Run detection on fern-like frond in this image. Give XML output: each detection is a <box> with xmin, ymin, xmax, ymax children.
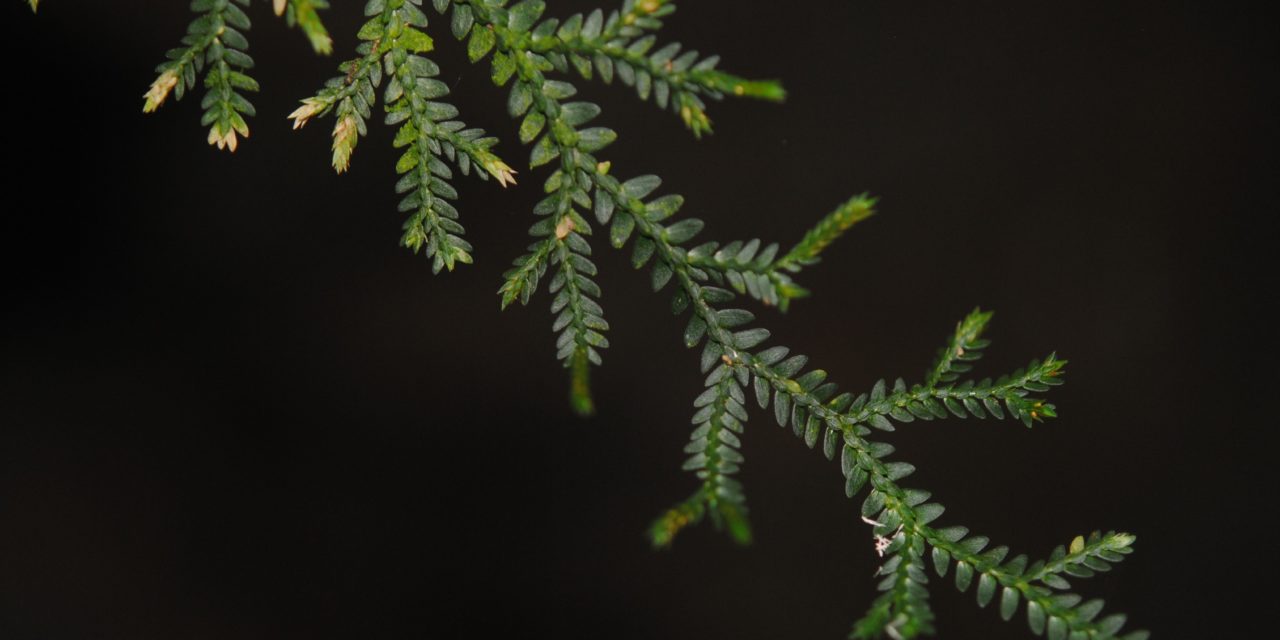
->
<box><xmin>777</xmin><ymin>193</ymin><xmax>878</xmax><ymax>270</ymax></box>
<box><xmin>390</xmin><ymin>11</ymin><xmax>515</xmax><ymax>271</ymax></box>
<box><xmin>650</xmin><ymin>355</ymin><xmax>753</xmax><ymax>547</ymax></box>
<box><xmin>748</xmin><ymin>329</ymin><xmax>1140</xmax><ymax>638</ymax></box>
<box><xmin>291</xmin><ymin>1</ymin><xmax>513</xmax><ymax>271</ymax></box>
<box><xmin>143</xmin><ymin>0</ymin><xmax>258</xmax><ymax>152</ymax></box>
<box><xmin>925</xmin><ymin>307</ymin><xmax>993</xmax><ymax>388</ymax></box>
<box><xmin>684</xmin><ymin>195</ymin><xmax>877</xmax><ymax>311</ymax></box>
<box><xmin>844</xmin><ymin>353</ymin><xmax>1064</xmax><ymax>432</ymax></box>
<box><xmin>387</xmin><ymin>48</ymin><xmax>475</xmax><ymax>272</ymax></box>
<box><xmin>53</xmin><ymin>0</ymin><xmax>1153</xmax><ymax>636</ymax></box>
<box><xmin>532</xmin><ymin>0</ymin><xmax>785</xmax><ymax>137</ymax></box>
<box><xmin>748</xmin><ymin>346</ymin><xmax>1141</xmax><ymax>638</ymax></box>
<box><xmin>128</xmin><ymin>1</ymin><xmax>1153</xmax><ymax>635</ymax></box>
<box><xmin>1024</xmin><ymin>531</ymin><xmax>1138</xmax><ymax>591</ymax></box>
<box><xmin>582</xmin><ymin>162</ymin><xmax>1139</xmax><ymax>636</ymax></box>
<box><xmin>289</xmin><ymin>2</ymin><xmax>403</xmax><ymax>171</ymax></box>
<box><xmin>449</xmin><ymin>0</ymin><xmax>612</xmax><ymax>412</ymax></box>
<box><xmin>436</xmin><ymin>3</ymin><xmax>1140</xmax><ymax>634</ymax></box>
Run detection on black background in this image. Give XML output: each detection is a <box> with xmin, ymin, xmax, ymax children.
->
<box><xmin>1</xmin><ymin>1</ymin><xmax>1272</xmax><ymax>638</ymax></box>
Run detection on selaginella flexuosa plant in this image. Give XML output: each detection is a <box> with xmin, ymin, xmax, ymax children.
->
<box><xmin>23</xmin><ymin>1</ymin><xmax>1146</xmax><ymax>637</ymax></box>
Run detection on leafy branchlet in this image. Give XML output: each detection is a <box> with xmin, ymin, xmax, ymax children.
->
<box><xmin>46</xmin><ymin>0</ymin><xmax>1146</xmax><ymax>636</ymax></box>
<box><xmin>926</xmin><ymin>307</ymin><xmax>993</xmax><ymax>388</ymax></box>
<box><xmin>527</xmin><ymin>0</ymin><xmax>785</xmax><ymax>136</ymax></box>
<box><xmin>778</xmin><ymin>193</ymin><xmax>877</xmax><ymax>269</ymax></box>
<box><xmin>139</xmin><ymin>0</ymin><xmax>334</xmax><ymax>151</ymax></box>
<box><xmin>141</xmin><ymin>0</ymin><xmax>258</xmax><ymax>152</ymax></box>
<box><xmin>287</xmin><ymin>0</ymin><xmax>516</xmax><ymax>273</ymax></box>
<box><xmin>685</xmin><ymin>194</ymin><xmax>876</xmax><ymax>311</ymax></box>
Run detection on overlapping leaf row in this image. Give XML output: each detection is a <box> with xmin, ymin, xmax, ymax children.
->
<box><xmin>682</xmin><ymin>195</ymin><xmax>876</xmax><ymax>311</ymax></box>
<box><xmin>703</xmin><ymin>302</ymin><xmax>1136</xmax><ymax>639</ymax></box>
<box><xmin>646</xmin><ymin>216</ymin><xmax>1136</xmax><ymax>639</ymax></box>
<box><xmin>854</xmin><ymin>537</ymin><xmax>936</xmax><ymax>639</ymax></box>
<box><xmin>448</xmin><ymin>0</ymin><xmax>783</xmax><ymax>138</ymax></box>
<box><xmin>590</xmin><ymin>169</ymin><xmax>761</xmax><ymax>541</ymax></box>
<box><xmin>288</xmin><ymin>0</ymin><xmax>513</xmax><ymax>273</ymax></box>
<box><xmin>143</xmin><ymin>0</ymin><xmax>258</xmax><ymax>152</ymax></box>
<box><xmin>453</xmin><ymin>0</ymin><xmax>784</xmax><ymax>413</ymax></box>
<box><xmin>291</xmin><ymin>1</ymin><xmax>420</xmax><ymax>171</ymax></box>
<box><xmin>684</xmin><ymin>239</ymin><xmax>808</xmax><ymax>310</ymax></box>
<box><xmin>455</xmin><ymin>0</ymin><xmax>613</xmax><ymax>414</ymax></box>
<box><xmin>925</xmin><ymin>308</ymin><xmax>994</xmax><ymax>388</ymax></box>
<box><xmin>681</xmin><ymin>271</ymin><xmax>1138</xmax><ymax>639</ymax></box>
<box><xmin>650</xmin><ymin>359</ymin><xmax>752</xmax><ymax>547</ymax></box>
<box><xmin>140</xmin><ymin>0</ymin><xmax>337</xmax><ymax>149</ymax></box>
<box><xmin>387</xmin><ymin>42</ymin><xmax>476</xmax><ymax>273</ymax></box>
<box><xmin>529</xmin><ymin>0</ymin><xmax>784</xmax><ymax>137</ymax></box>
<box><xmin>440</xmin><ymin>1</ymin><xmax>1144</xmax><ymax>637</ymax></box>
<box><xmin>49</xmin><ymin>0</ymin><xmax>1147</xmax><ymax>636</ymax></box>
<box><xmin>444</xmin><ymin>0</ymin><xmax>771</xmax><ymax>483</ymax></box>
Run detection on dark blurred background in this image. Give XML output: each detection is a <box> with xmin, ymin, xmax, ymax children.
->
<box><xmin>1</xmin><ymin>1</ymin><xmax>1272</xmax><ymax>638</ymax></box>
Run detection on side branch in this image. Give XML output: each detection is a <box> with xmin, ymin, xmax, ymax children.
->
<box><xmin>590</xmin><ymin>171</ymin><xmax>1138</xmax><ymax>637</ymax></box>
<box><xmin>684</xmin><ymin>194</ymin><xmax>877</xmax><ymax>310</ymax></box>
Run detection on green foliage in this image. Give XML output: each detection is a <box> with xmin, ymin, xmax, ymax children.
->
<box><xmin>141</xmin><ymin>0</ymin><xmax>258</xmax><ymax>152</ymax></box>
<box><xmin>33</xmin><ymin>0</ymin><xmax>1147</xmax><ymax>637</ymax></box>
<box><xmin>277</xmin><ymin>0</ymin><xmax>333</xmax><ymax>54</ymax></box>
<box><xmin>684</xmin><ymin>194</ymin><xmax>876</xmax><ymax>312</ymax></box>
<box><xmin>287</xmin><ymin>0</ymin><xmax>516</xmax><ymax>273</ymax></box>
<box><xmin>779</xmin><ymin>193</ymin><xmax>877</xmax><ymax>269</ymax></box>
<box><xmin>853</xmin><ymin>536</ymin><xmax>936</xmax><ymax>639</ymax></box>
<box><xmin>926</xmin><ymin>307</ymin><xmax>993</xmax><ymax>388</ymax></box>
<box><xmin>139</xmin><ymin>0</ymin><xmax>335</xmax><ymax>151</ymax></box>
<box><xmin>650</xmin><ymin>353</ymin><xmax>754</xmax><ymax>547</ymax></box>
<box><xmin>518</xmin><ymin>0</ymin><xmax>785</xmax><ymax>137</ymax></box>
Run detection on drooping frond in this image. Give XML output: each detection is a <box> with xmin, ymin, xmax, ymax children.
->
<box><xmin>777</xmin><ymin>193</ymin><xmax>878</xmax><ymax>269</ymax></box>
<box><xmin>449</xmin><ymin>0</ymin><xmax>614</xmax><ymax>413</ymax></box>
<box><xmin>448</xmin><ymin>0</ymin><xmax>782</xmax><ymax>137</ymax></box>
<box><xmin>289</xmin><ymin>1</ymin><xmax>407</xmax><ymax>172</ymax></box>
<box><xmin>684</xmin><ymin>239</ymin><xmax>805</xmax><ymax>310</ymax></box>
<box><xmin>106</xmin><ymin>1</ymin><xmax>1150</xmax><ymax>636</ymax></box>
<box><xmin>650</xmin><ymin>352</ymin><xmax>753</xmax><ymax>548</ymax></box>
<box><xmin>925</xmin><ymin>526</ymin><xmax>1144</xmax><ymax>640</ymax></box>
<box><xmin>585</xmin><ymin>162</ymin><xmax>1138</xmax><ymax>636</ymax></box>
<box><xmin>536</xmin><ymin>0</ymin><xmax>784</xmax><ymax>137</ymax></box>
<box><xmin>925</xmin><ymin>307</ymin><xmax>993</xmax><ymax>388</ymax></box>
<box><xmin>290</xmin><ymin>0</ymin><xmax>513</xmax><ymax>272</ymax></box>
<box><xmin>143</xmin><ymin>0</ymin><xmax>258</xmax><ymax>152</ymax></box>
<box><xmin>1024</xmin><ymin>531</ymin><xmax>1138</xmax><ymax>591</ymax></box>
<box><xmin>852</xmin><ymin>533</ymin><xmax>936</xmax><ymax>639</ymax></box>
